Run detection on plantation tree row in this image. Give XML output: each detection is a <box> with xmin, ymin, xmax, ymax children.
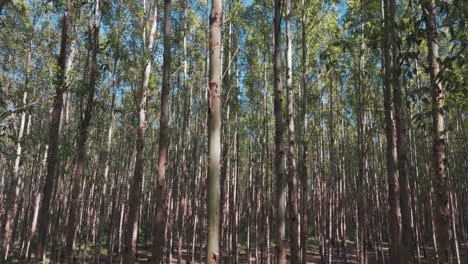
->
<box><xmin>0</xmin><ymin>0</ymin><xmax>466</xmax><ymax>264</ymax></box>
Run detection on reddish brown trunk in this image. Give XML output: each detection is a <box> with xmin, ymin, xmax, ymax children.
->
<box><xmin>35</xmin><ymin>2</ymin><xmax>73</xmax><ymax>260</ymax></box>
<box><xmin>152</xmin><ymin>0</ymin><xmax>171</xmax><ymax>263</ymax></box>
<box><xmin>382</xmin><ymin>0</ymin><xmax>402</xmax><ymax>262</ymax></box>
<box><xmin>422</xmin><ymin>0</ymin><xmax>451</xmax><ymax>263</ymax></box>
<box><xmin>64</xmin><ymin>1</ymin><xmax>100</xmax><ymax>262</ymax></box>
<box><xmin>124</xmin><ymin>2</ymin><xmax>158</xmax><ymax>263</ymax></box>
<box><xmin>1</xmin><ymin>39</ymin><xmax>31</xmax><ymax>258</ymax></box>
<box><xmin>389</xmin><ymin>0</ymin><xmax>413</xmax><ymax>260</ymax></box>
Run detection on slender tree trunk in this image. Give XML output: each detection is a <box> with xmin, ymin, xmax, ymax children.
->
<box><xmin>64</xmin><ymin>1</ymin><xmax>100</xmax><ymax>262</ymax></box>
<box><xmin>176</xmin><ymin>3</ymin><xmax>189</xmax><ymax>263</ymax></box>
<box><xmin>300</xmin><ymin>3</ymin><xmax>309</xmax><ymax>263</ymax></box>
<box><xmin>1</xmin><ymin>91</ymin><xmax>27</xmax><ymax>261</ymax></box>
<box><xmin>95</xmin><ymin>57</ymin><xmax>118</xmax><ymax>263</ymax></box>
<box><xmin>206</xmin><ymin>0</ymin><xmax>223</xmax><ymax>262</ymax></box>
<box><xmin>389</xmin><ymin>0</ymin><xmax>413</xmax><ymax>260</ymax></box>
<box><xmin>124</xmin><ymin>2</ymin><xmax>158</xmax><ymax>263</ymax></box>
<box><xmin>356</xmin><ymin>3</ymin><xmax>368</xmax><ymax>263</ymax></box>
<box><xmin>220</xmin><ymin>11</ymin><xmax>233</xmax><ymax>262</ymax></box>
<box><xmin>382</xmin><ymin>0</ymin><xmax>402</xmax><ymax>262</ymax></box>
<box><xmin>35</xmin><ymin>2</ymin><xmax>74</xmax><ymax>260</ymax></box>
<box><xmin>1</xmin><ymin>41</ymin><xmax>31</xmax><ymax>259</ymax></box>
<box><xmin>340</xmin><ymin>118</ymin><xmax>348</xmax><ymax>264</ymax></box>
<box><xmin>261</xmin><ymin>56</ymin><xmax>270</xmax><ymax>264</ymax></box>
<box><xmin>285</xmin><ymin>0</ymin><xmax>300</xmax><ymax>262</ymax></box>
<box><xmin>247</xmin><ymin>150</ymin><xmax>252</xmax><ymax>263</ymax></box>
<box><xmin>152</xmin><ymin>0</ymin><xmax>172</xmax><ymax>262</ymax></box>
<box><xmin>422</xmin><ymin>0</ymin><xmax>451</xmax><ymax>263</ymax></box>
<box><xmin>231</xmin><ymin>111</ymin><xmax>240</xmax><ymax>264</ymax></box>
<box><xmin>273</xmin><ymin>0</ymin><xmax>287</xmax><ymax>263</ymax></box>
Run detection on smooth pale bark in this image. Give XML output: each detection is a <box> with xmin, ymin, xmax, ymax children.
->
<box><xmin>152</xmin><ymin>0</ymin><xmax>171</xmax><ymax>262</ymax></box>
<box><xmin>273</xmin><ymin>0</ymin><xmax>286</xmax><ymax>263</ymax></box>
<box><xmin>422</xmin><ymin>0</ymin><xmax>451</xmax><ymax>263</ymax></box>
<box><xmin>35</xmin><ymin>2</ymin><xmax>74</xmax><ymax>260</ymax></box>
<box><xmin>285</xmin><ymin>0</ymin><xmax>300</xmax><ymax>262</ymax></box>
<box><xmin>206</xmin><ymin>0</ymin><xmax>222</xmax><ymax>262</ymax></box>
<box><xmin>124</xmin><ymin>2</ymin><xmax>158</xmax><ymax>263</ymax></box>
<box><xmin>64</xmin><ymin>1</ymin><xmax>100</xmax><ymax>262</ymax></box>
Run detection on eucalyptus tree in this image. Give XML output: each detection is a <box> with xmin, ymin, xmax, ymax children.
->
<box><xmin>0</xmin><ymin>3</ymin><xmax>34</xmax><ymax>260</ymax></box>
<box><xmin>299</xmin><ymin>1</ymin><xmax>309</xmax><ymax>263</ymax></box>
<box><xmin>285</xmin><ymin>0</ymin><xmax>300</xmax><ymax>262</ymax></box>
<box><xmin>0</xmin><ymin>0</ymin><xmax>467</xmax><ymax>263</ymax></box>
<box><xmin>152</xmin><ymin>0</ymin><xmax>172</xmax><ymax>263</ymax></box>
<box><xmin>34</xmin><ymin>1</ymin><xmax>76</xmax><ymax>261</ymax></box>
<box><xmin>272</xmin><ymin>0</ymin><xmax>287</xmax><ymax>263</ymax></box>
<box><xmin>206</xmin><ymin>0</ymin><xmax>223</xmax><ymax>262</ymax></box>
<box><xmin>382</xmin><ymin>0</ymin><xmax>402</xmax><ymax>262</ymax></box>
<box><xmin>422</xmin><ymin>0</ymin><xmax>451</xmax><ymax>263</ymax></box>
<box><xmin>64</xmin><ymin>0</ymin><xmax>101</xmax><ymax>262</ymax></box>
<box><xmin>389</xmin><ymin>0</ymin><xmax>413</xmax><ymax>260</ymax></box>
<box><xmin>124</xmin><ymin>0</ymin><xmax>158</xmax><ymax>263</ymax></box>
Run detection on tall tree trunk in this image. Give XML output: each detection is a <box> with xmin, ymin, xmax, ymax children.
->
<box><xmin>357</xmin><ymin>16</ymin><xmax>368</xmax><ymax>264</ymax></box>
<box><xmin>220</xmin><ymin>10</ymin><xmax>233</xmax><ymax>262</ymax></box>
<box><xmin>64</xmin><ymin>1</ymin><xmax>100</xmax><ymax>262</ymax></box>
<box><xmin>328</xmin><ymin>72</ymin><xmax>336</xmax><ymax>264</ymax></box>
<box><xmin>285</xmin><ymin>0</ymin><xmax>300</xmax><ymax>262</ymax></box>
<box><xmin>422</xmin><ymin>0</ymin><xmax>451</xmax><ymax>263</ymax></box>
<box><xmin>273</xmin><ymin>0</ymin><xmax>287</xmax><ymax>263</ymax></box>
<box><xmin>152</xmin><ymin>0</ymin><xmax>172</xmax><ymax>262</ymax></box>
<box><xmin>124</xmin><ymin>2</ymin><xmax>158</xmax><ymax>263</ymax></box>
<box><xmin>176</xmin><ymin>2</ymin><xmax>189</xmax><ymax>263</ymax></box>
<box><xmin>1</xmin><ymin>43</ymin><xmax>31</xmax><ymax>260</ymax></box>
<box><xmin>1</xmin><ymin>91</ymin><xmax>27</xmax><ymax>261</ymax></box>
<box><xmin>35</xmin><ymin>2</ymin><xmax>74</xmax><ymax>260</ymax></box>
<box><xmin>382</xmin><ymin>0</ymin><xmax>402</xmax><ymax>262</ymax></box>
<box><xmin>300</xmin><ymin>3</ymin><xmax>309</xmax><ymax>264</ymax></box>
<box><xmin>94</xmin><ymin>56</ymin><xmax>118</xmax><ymax>263</ymax></box>
<box><xmin>389</xmin><ymin>0</ymin><xmax>413</xmax><ymax>260</ymax></box>
<box><xmin>206</xmin><ymin>0</ymin><xmax>223</xmax><ymax>263</ymax></box>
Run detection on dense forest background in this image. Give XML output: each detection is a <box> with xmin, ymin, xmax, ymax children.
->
<box><xmin>0</xmin><ymin>0</ymin><xmax>466</xmax><ymax>263</ymax></box>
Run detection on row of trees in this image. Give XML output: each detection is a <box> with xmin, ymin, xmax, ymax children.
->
<box><xmin>0</xmin><ymin>0</ymin><xmax>466</xmax><ymax>264</ymax></box>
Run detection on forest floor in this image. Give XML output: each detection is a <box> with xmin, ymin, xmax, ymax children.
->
<box><xmin>6</xmin><ymin>243</ymin><xmax>467</xmax><ymax>263</ymax></box>
<box><xmin>127</xmin><ymin>242</ymin><xmax>468</xmax><ymax>264</ymax></box>
<box><xmin>130</xmin><ymin>242</ymin><xmax>468</xmax><ymax>264</ymax></box>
